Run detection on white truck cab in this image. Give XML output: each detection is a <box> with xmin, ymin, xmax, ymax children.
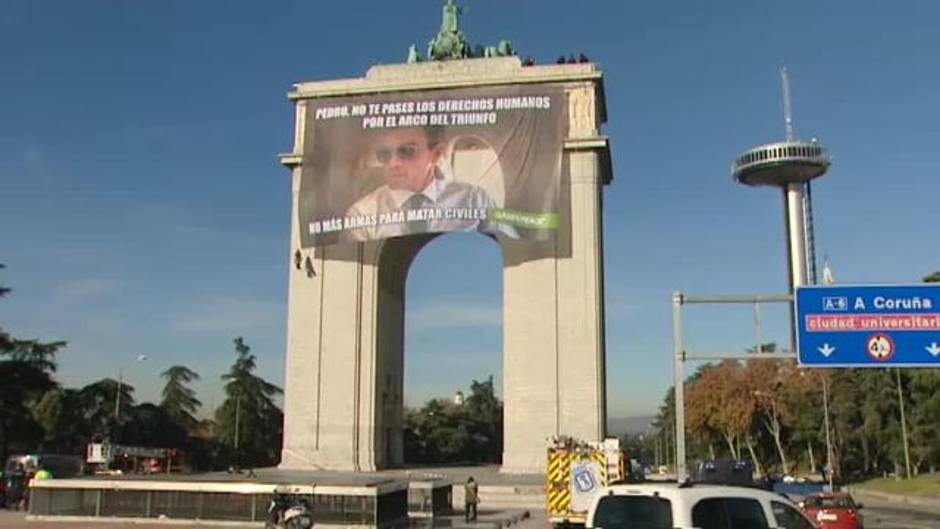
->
<box><xmin>585</xmin><ymin>483</ymin><xmax>817</xmax><ymax>529</ymax></box>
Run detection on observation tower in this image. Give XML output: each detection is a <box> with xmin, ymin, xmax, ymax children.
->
<box><xmin>732</xmin><ymin>69</ymin><xmax>831</xmax><ymax>296</ymax></box>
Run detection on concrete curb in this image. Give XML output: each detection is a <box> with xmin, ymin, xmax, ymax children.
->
<box><xmin>847</xmin><ymin>486</ymin><xmax>940</xmax><ymax>516</ymax></box>
<box><xmin>443</xmin><ymin>509</ymin><xmax>532</xmax><ymax>529</ymax></box>
<box><xmin>452</xmin><ymin>485</ymin><xmax>546</xmax><ymax>509</ymax></box>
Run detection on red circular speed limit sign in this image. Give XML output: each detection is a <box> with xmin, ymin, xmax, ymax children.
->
<box><xmin>866</xmin><ymin>334</ymin><xmax>895</xmax><ymax>362</ymax></box>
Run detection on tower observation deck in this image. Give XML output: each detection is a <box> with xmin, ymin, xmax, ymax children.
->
<box><xmin>733</xmin><ymin>140</ymin><xmax>829</xmax><ymax>187</ymax></box>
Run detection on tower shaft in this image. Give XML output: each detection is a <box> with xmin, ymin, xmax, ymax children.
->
<box><xmin>783</xmin><ymin>182</ymin><xmax>808</xmax><ymax>350</ymax></box>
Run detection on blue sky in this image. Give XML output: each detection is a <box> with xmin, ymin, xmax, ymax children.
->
<box><xmin>2</xmin><ymin>1</ymin><xmax>938</xmax><ymax>419</ymax></box>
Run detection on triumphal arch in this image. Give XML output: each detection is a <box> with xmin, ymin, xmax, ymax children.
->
<box><xmin>277</xmin><ymin>7</ymin><xmax>612</xmax><ymax>473</ymax></box>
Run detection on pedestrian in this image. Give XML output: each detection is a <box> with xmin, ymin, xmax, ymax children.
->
<box><xmin>33</xmin><ymin>467</ymin><xmax>52</xmax><ymax>481</ymax></box>
<box><xmin>20</xmin><ymin>466</ymin><xmax>36</xmax><ymax>511</ymax></box>
<box><xmin>464</xmin><ymin>476</ymin><xmax>479</xmax><ymax>523</ymax></box>
<box><xmin>5</xmin><ymin>463</ymin><xmax>25</xmax><ymax>511</ymax></box>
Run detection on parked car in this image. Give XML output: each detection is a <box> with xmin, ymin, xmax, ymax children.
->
<box><xmin>800</xmin><ymin>492</ymin><xmax>863</xmax><ymax>529</ymax></box>
<box><xmin>5</xmin><ymin>454</ymin><xmax>85</xmax><ymax>479</ymax></box>
<box><xmin>586</xmin><ymin>482</ymin><xmax>819</xmax><ymax>529</ymax></box>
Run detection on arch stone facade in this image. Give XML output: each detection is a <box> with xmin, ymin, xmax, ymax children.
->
<box><xmin>278</xmin><ymin>58</ymin><xmax>612</xmax><ymax>473</ymax></box>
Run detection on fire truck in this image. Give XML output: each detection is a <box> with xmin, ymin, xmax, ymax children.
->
<box><xmin>86</xmin><ymin>443</ymin><xmax>186</xmax><ymax>475</ymax></box>
<box><xmin>546</xmin><ymin>437</ymin><xmax>630</xmax><ymax>527</ymax></box>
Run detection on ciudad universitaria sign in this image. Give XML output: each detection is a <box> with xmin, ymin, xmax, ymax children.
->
<box><xmin>796</xmin><ymin>284</ymin><xmax>940</xmax><ymax>367</ymax></box>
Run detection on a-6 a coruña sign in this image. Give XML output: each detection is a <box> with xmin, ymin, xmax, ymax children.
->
<box><xmin>796</xmin><ymin>284</ymin><xmax>940</xmax><ymax>367</ymax></box>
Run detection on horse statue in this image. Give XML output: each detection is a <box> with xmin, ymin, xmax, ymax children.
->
<box><xmin>427</xmin><ymin>0</ymin><xmax>470</xmax><ymax>60</ymax></box>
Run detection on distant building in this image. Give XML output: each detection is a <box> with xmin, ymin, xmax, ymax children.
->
<box><xmin>453</xmin><ymin>391</ymin><xmax>465</xmax><ymax>406</ymax></box>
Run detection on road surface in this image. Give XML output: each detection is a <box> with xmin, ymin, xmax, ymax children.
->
<box><xmin>858</xmin><ymin>503</ymin><xmax>940</xmax><ymax>529</ymax></box>
<box><xmin>2</xmin><ymin>504</ymin><xmax>938</xmax><ymax>528</ymax></box>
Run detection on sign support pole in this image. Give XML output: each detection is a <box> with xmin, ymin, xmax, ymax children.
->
<box><xmin>670</xmin><ymin>292</ymin><xmax>795</xmax><ymax>483</ymax></box>
<box><xmin>895</xmin><ymin>368</ymin><xmax>913</xmax><ymax>479</ymax></box>
<box><xmin>672</xmin><ymin>291</ymin><xmax>687</xmax><ymax>481</ymax></box>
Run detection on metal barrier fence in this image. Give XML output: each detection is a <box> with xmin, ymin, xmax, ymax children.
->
<box><xmin>28</xmin><ymin>479</ymin><xmax>411</xmax><ymax>527</ymax></box>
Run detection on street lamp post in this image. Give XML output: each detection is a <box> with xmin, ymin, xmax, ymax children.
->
<box><xmin>231</xmin><ymin>393</ymin><xmax>245</xmax><ymax>472</ymax></box>
<box><xmin>114</xmin><ymin>354</ymin><xmax>147</xmax><ymax>422</ymax></box>
<box><xmin>114</xmin><ymin>367</ymin><xmax>124</xmax><ymax>420</ymax></box>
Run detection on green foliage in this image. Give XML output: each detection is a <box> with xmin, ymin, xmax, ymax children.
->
<box><xmin>5</xmin><ymin>339</ymin><xmax>67</xmax><ymax>373</ymax></box>
<box><xmin>924</xmin><ymin>271</ymin><xmax>940</xmax><ymax>283</ymax></box>
<box><xmin>1</xmin><ymin>268</ymin><xmax>243</xmax><ymax>472</ymax></box>
<box><xmin>121</xmin><ymin>403</ymin><xmax>187</xmax><ymax>448</ymax></box>
<box><xmin>856</xmin><ymin>472</ymin><xmax>940</xmax><ymax>497</ymax></box>
<box><xmin>160</xmin><ymin>365</ymin><xmax>202</xmax><ymax>431</ymax></box>
<box><xmin>906</xmin><ymin>370</ymin><xmax>940</xmax><ymax>472</ymax></box>
<box><xmin>215</xmin><ymin>337</ymin><xmax>283</xmax><ymax>468</ymax></box>
<box><xmin>184</xmin><ymin>433</ymin><xmax>228</xmax><ymax>472</ymax></box>
<box><xmin>0</xmin><ymin>361</ymin><xmax>55</xmax><ymax>459</ymax></box>
<box><xmin>404</xmin><ymin>376</ymin><xmax>503</xmax><ymax>464</ymax></box>
<box><xmin>0</xmin><ymin>266</ymin><xmax>66</xmax><ymax>462</ymax></box>
<box><xmin>33</xmin><ymin>388</ymin><xmax>88</xmax><ymax>454</ymax></box>
<box><xmin>85</xmin><ymin>378</ymin><xmax>136</xmax><ymax>438</ymax></box>
<box><xmin>656</xmin><ymin>358</ymin><xmax>940</xmax><ymax>481</ymax></box>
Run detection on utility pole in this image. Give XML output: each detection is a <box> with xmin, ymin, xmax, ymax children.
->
<box><xmin>114</xmin><ymin>367</ymin><xmax>123</xmax><ymax>420</ymax></box>
<box><xmin>895</xmin><ymin>368</ymin><xmax>913</xmax><ymax>479</ymax></box>
<box><xmin>234</xmin><ymin>395</ymin><xmax>242</xmax><ymax>470</ymax></box>
<box><xmin>665</xmin><ymin>424</ymin><xmax>672</xmax><ymax>473</ymax></box>
<box><xmin>822</xmin><ymin>373</ymin><xmax>834</xmax><ymax>490</ymax></box>
<box><xmin>654</xmin><ymin>433</ymin><xmax>660</xmax><ymax>468</ymax></box>
<box><xmin>671</xmin><ymin>292</ymin><xmax>796</xmax><ymax>482</ymax></box>
<box><xmin>114</xmin><ymin>355</ymin><xmax>146</xmax><ymax>421</ymax></box>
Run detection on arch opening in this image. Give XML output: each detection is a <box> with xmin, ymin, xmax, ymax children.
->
<box><xmin>375</xmin><ymin>232</ymin><xmax>504</xmax><ymax>468</ymax></box>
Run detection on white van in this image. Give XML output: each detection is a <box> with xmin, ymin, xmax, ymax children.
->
<box><xmin>585</xmin><ymin>483</ymin><xmax>818</xmax><ymax>529</ymax></box>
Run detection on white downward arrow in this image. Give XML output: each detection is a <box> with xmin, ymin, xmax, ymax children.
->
<box><xmin>927</xmin><ymin>343</ymin><xmax>940</xmax><ymax>357</ymax></box>
<box><xmin>818</xmin><ymin>343</ymin><xmax>836</xmax><ymax>357</ymax></box>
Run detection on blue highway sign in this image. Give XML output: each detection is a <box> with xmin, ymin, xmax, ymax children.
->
<box><xmin>796</xmin><ymin>284</ymin><xmax>940</xmax><ymax>367</ymax></box>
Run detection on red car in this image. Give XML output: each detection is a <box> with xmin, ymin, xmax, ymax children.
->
<box><xmin>800</xmin><ymin>492</ymin><xmax>863</xmax><ymax>529</ymax></box>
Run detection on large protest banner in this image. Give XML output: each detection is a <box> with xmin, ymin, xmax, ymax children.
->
<box><xmin>298</xmin><ymin>84</ymin><xmax>566</xmax><ymax>247</ymax></box>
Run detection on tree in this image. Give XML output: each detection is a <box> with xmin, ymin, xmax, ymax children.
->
<box><xmin>907</xmin><ymin>370</ymin><xmax>940</xmax><ymax>472</ymax></box>
<box><xmin>0</xmin><ymin>361</ymin><xmax>54</xmax><ymax>461</ymax></box>
<box><xmin>685</xmin><ymin>361</ymin><xmax>763</xmax><ymax>472</ymax></box>
<box><xmin>864</xmin><ymin>370</ymin><xmax>902</xmax><ymax>474</ymax></box>
<box><xmin>422</xmin><ymin>400</ymin><xmax>472</xmax><ymax>462</ymax></box>
<box><xmin>215</xmin><ymin>337</ymin><xmax>283</xmax><ymax>468</ymax></box>
<box><xmin>463</xmin><ymin>376</ymin><xmax>503</xmax><ymax>462</ymax></box>
<box><xmin>0</xmin><ymin>266</ymin><xmax>66</xmax><ymax>462</ymax></box>
<box><xmin>160</xmin><ymin>366</ymin><xmax>202</xmax><ymax>432</ymax></box>
<box><xmin>786</xmin><ymin>369</ymin><xmax>829</xmax><ymax>475</ymax></box>
<box><xmin>79</xmin><ymin>378</ymin><xmax>136</xmax><ymax>442</ymax></box>
<box><xmin>121</xmin><ymin>403</ymin><xmax>187</xmax><ymax>448</ymax></box>
<box><xmin>33</xmin><ymin>388</ymin><xmax>88</xmax><ymax>454</ymax></box>
<box><xmin>745</xmin><ymin>359</ymin><xmax>802</xmax><ymax>475</ymax></box>
<box><xmin>686</xmin><ymin>362</ymin><xmax>735</xmax><ymax>458</ymax></box>
<box><xmin>0</xmin><ymin>264</ymin><xmax>13</xmax><ymax>353</ymax></box>
<box><xmin>911</xmin><ymin>272</ymin><xmax>939</xmax><ymax>468</ymax></box>
<box><xmin>403</xmin><ymin>376</ymin><xmax>504</xmax><ymax>465</ymax></box>
<box><xmin>1</xmin><ymin>268</ymin><xmax>66</xmax><ymax>371</ymax></box>
<box><xmin>652</xmin><ymin>387</ymin><xmax>676</xmax><ymax>470</ymax></box>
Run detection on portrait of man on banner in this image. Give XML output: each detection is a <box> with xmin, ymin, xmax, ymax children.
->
<box><xmin>343</xmin><ymin>125</ymin><xmax>517</xmax><ymax>241</ymax></box>
<box><xmin>298</xmin><ymin>84</ymin><xmax>565</xmax><ymax>247</ymax></box>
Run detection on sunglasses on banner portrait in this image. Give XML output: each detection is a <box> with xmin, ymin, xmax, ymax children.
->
<box><xmin>375</xmin><ymin>143</ymin><xmax>420</xmax><ymax>164</ymax></box>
